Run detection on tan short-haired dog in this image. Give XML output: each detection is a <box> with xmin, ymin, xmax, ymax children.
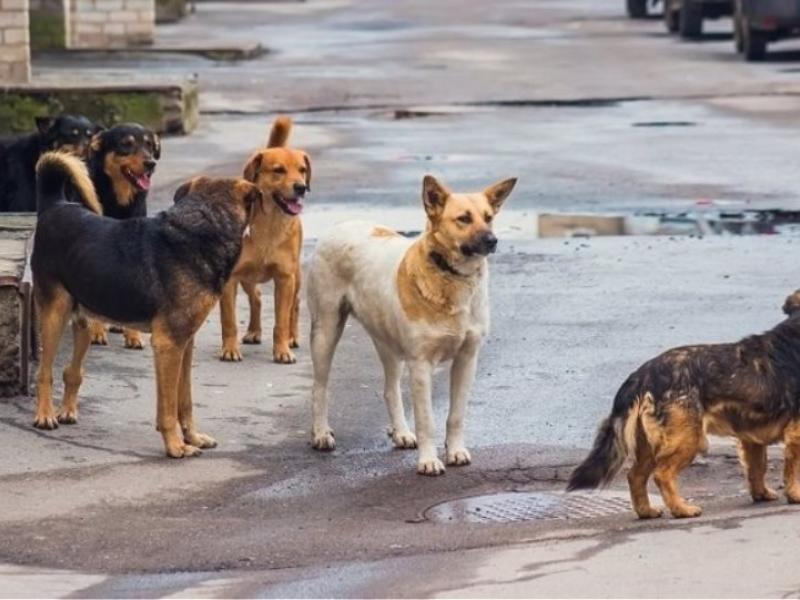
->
<box><xmin>219</xmin><ymin>116</ymin><xmax>310</xmax><ymax>364</ymax></box>
<box><xmin>306</xmin><ymin>175</ymin><xmax>516</xmax><ymax>475</ymax></box>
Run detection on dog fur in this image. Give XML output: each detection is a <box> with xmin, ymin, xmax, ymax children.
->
<box><xmin>84</xmin><ymin>123</ymin><xmax>161</xmax><ymax>350</ymax></box>
<box><xmin>306</xmin><ymin>175</ymin><xmax>516</xmax><ymax>475</ymax></box>
<box><xmin>31</xmin><ymin>152</ymin><xmax>259</xmax><ymax>457</ymax></box>
<box><xmin>0</xmin><ymin>114</ymin><xmax>99</xmax><ymax>212</ymax></box>
<box><xmin>219</xmin><ymin>116</ymin><xmax>310</xmax><ymax>364</ymax></box>
<box><xmin>568</xmin><ymin>290</ymin><xmax>800</xmax><ymax>518</ymax></box>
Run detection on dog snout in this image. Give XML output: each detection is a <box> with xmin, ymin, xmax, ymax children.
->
<box><xmin>144</xmin><ymin>159</ymin><xmax>157</xmax><ymax>173</ymax></box>
<box><xmin>293</xmin><ymin>182</ymin><xmax>307</xmax><ymax>197</ymax></box>
<box><xmin>480</xmin><ymin>231</ymin><xmax>498</xmax><ymax>254</ymax></box>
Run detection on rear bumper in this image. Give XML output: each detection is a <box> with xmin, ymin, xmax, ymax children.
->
<box><xmin>745</xmin><ymin>0</ymin><xmax>800</xmax><ymax>29</ymax></box>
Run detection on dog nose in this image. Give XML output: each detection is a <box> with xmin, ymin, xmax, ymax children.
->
<box><xmin>293</xmin><ymin>183</ymin><xmax>307</xmax><ymax>197</ymax></box>
<box><xmin>482</xmin><ymin>231</ymin><xmax>498</xmax><ymax>253</ymax></box>
<box><xmin>144</xmin><ymin>159</ymin><xmax>157</xmax><ymax>173</ymax></box>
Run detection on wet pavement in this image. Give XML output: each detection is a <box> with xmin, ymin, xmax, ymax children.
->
<box><xmin>6</xmin><ymin>0</ymin><xmax>800</xmax><ymax>596</ymax></box>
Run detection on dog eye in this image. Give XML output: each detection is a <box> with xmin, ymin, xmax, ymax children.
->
<box><xmin>299</xmin><ymin>166</ymin><xmax>307</xmax><ymax>174</ymax></box>
<box><xmin>71</xmin><ymin>129</ymin><xmax>80</xmax><ymax>137</ymax></box>
<box><xmin>456</xmin><ymin>213</ymin><xmax>473</xmax><ymax>225</ymax></box>
<box><xmin>485</xmin><ymin>213</ymin><xmax>493</xmax><ymax>223</ymax></box>
<box><xmin>272</xmin><ymin>166</ymin><xmax>287</xmax><ymax>174</ymax></box>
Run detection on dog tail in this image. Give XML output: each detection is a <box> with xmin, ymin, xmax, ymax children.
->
<box><xmin>36</xmin><ymin>151</ymin><xmax>102</xmax><ymax>216</ymax></box>
<box><xmin>566</xmin><ymin>377</ymin><xmax>640</xmax><ymax>491</ymax></box>
<box><xmin>267</xmin><ymin>115</ymin><xmax>293</xmax><ymax>148</ymax></box>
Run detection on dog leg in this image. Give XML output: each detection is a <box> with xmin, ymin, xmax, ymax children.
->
<box><xmin>289</xmin><ymin>264</ymin><xmax>301</xmax><ymax>349</ymax></box>
<box><xmin>627</xmin><ymin>430</ymin><xmax>662</xmax><ymax>519</ymax></box>
<box><xmin>88</xmin><ymin>318</ymin><xmax>109</xmax><ymax>346</ymax></box>
<box><xmin>33</xmin><ymin>289</ymin><xmax>71</xmax><ymax>429</ymax></box>
<box><xmin>152</xmin><ymin>331</ymin><xmax>199</xmax><ymax>458</ymax></box>
<box><xmin>410</xmin><ymin>360</ymin><xmax>444</xmax><ymax>476</ymax></box>
<box><xmin>783</xmin><ymin>422</ymin><xmax>800</xmax><ymax>503</ymax></box>
<box><xmin>123</xmin><ymin>328</ymin><xmax>145</xmax><ymax>350</ymax></box>
<box><xmin>178</xmin><ymin>336</ymin><xmax>216</xmax><ymax>450</ymax></box>
<box><xmin>446</xmin><ymin>338</ymin><xmax>480</xmax><ymax>466</ymax></box>
<box><xmin>219</xmin><ymin>278</ymin><xmax>243</xmax><ymax>361</ymax></box>
<box><xmin>738</xmin><ymin>440</ymin><xmax>778</xmax><ymax>502</ymax></box>
<box><xmin>310</xmin><ymin>307</ymin><xmax>347</xmax><ymax>451</ymax></box>
<box><xmin>241</xmin><ymin>280</ymin><xmax>262</xmax><ymax>345</ymax></box>
<box><xmin>273</xmin><ymin>272</ymin><xmax>297</xmax><ymax>364</ymax></box>
<box><xmin>375</xmin><ymin>343</ymin><xmax>415</xmax><ymax>449</ymax></box>
<box><xmin>57</xmin><ymin>318</ymin><xmax>91</xmax><ymax>425</ymax></box>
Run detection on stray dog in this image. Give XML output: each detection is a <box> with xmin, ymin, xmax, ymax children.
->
<box><xmin>568</xmin><ymin>291</ymin><xmax>800</xmax><ymax>518</ymax></box>
<box><xmin>307</xmin><ymin>175</ymin><xmax>516</xmax><ymax>475</ymax></box>
<box><xmin>85</xmin><ymin>123</ymin><xmax>161</xmax><ymax>349</ymax></box>
<box><xmin>219</xmin><ymin>116</ymin><xmax>310</xmax><ymax>364</ymax></box>
<box><xmin>0</xmin><ymin>114</ymin><xmax>99</xmax><ymax>212</ymax></box>
<box><xmin>31</xmin><ymin>152</ymin><xmax>260</xmax><ymax>457</ymax></box>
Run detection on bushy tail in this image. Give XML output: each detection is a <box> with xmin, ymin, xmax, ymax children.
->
<box><xmin>567</xmin><ymin>380</ymin><xmax>639</xmax><ymax>491</ymax></box>
<box><xmin>267</xmin><ymin>115</ymin><xmax>292</xmax><ymax>148</ymax></box>
<box><xmin>36</xmin><ymin>151</ymin><xmax>101</xmax><ymax>215</ymax></box>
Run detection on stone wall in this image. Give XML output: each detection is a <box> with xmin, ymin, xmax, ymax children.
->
<box><xmin>0</xmin><ymin>0</ymin><xmax>31</xmax><ymax>84</ymax></box>
<box><xmin>66</xmin><ymin>0</ymin><xmax>155</xmax><ymax>49</ymax></box>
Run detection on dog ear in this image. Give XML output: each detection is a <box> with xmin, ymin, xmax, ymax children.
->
<box><xmin>783</xmin><ymin>290</ymin><xmax>800</xmax><ymax>316</ymax></box>
<box><xmin>484</xmin><ymin>178</ymin><xmax>517</xmax><ymax>213</ymax></box>
<box><xmin>243</xmin><ymin>153</ymin><xmax>262</xmax><ymax>183</ymax></box>
<box><xmin>35</xmin><ymin>116</ymin><xmax>54</xmax><ymax>135</ymax></box>
<box><xmin>152</xmin><ymin>134</ymin><xmax>161</xmax><ymax>160</ymax></box>
<box><xmin>89</xmin><ymin>132</ymin><xmax>104</xmax><ymax>155</ymax></box>
<box><xmin>173</xmin><ymin>179</ymin><xmax>193</xmax><ymax>203</ymax></box>
<box><xmin>422</xmin><ymin>175</ymin><xmax>450</xmax><ymax>220</ymax></box>
<box><xmin>302</xmin><ymin>153</ymin><xmax>312</xmax><ymax>192</ymax></box>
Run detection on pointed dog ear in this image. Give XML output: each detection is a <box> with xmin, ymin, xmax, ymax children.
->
<box><xmin>302</xmin><ymin>152</ymin><xmax>312</xmax><ymax>192</ymax></box>
<box><xmin>35</xmin><ymin>116</ymin><xmax>54</xmax><ymax>135</ymax></box>
<box><xmin>422</xmin><ymin>175</ymin><xmax>450</xmax><ymax>220</ymax></box>
<box><xmin>173</xmin><ymin>179</ymin><xmax>193</xmax><ymax>203</ymax></box>
<box><xmin>243</xmin><ymin>152</ymin><xmax>262</xmax><ymax>183</ymax></box>
<box><xmin>484</xmin><ymin>178</ymin><xmax>517</xmax><ymax>213</ymax></box>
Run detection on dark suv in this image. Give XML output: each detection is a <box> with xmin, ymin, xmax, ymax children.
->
<box><xmin>663</xmin><ymin>0</ymin><xmax>733</xmax><ymax>38</ymax></box>
<box><xmin>734</xmin><ymin>0</ymin><xmax>800</xmax><ymax>60</ymax></box>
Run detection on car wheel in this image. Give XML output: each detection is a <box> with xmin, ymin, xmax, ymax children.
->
<box><xmin>743</xmin><ymin>26</ymin><xmax>768</xmax><ymax>61</ymax></box>
<box><xmin>627</xmin><ymin>0</ymin><xmax>648</xmax><ymax>18</ymax></box>
<box><xmin>664</xmin><ymin>1</ymin><xmax>680</xmax><ymax>32</ymax></box>
<box><xmin>679</xmin><ymin>0</ymin><xmax>703</xmax><ymax>39</ymax></box>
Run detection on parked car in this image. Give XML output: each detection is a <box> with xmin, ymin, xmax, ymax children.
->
<box><xmin>734</xmin><ymin>0</ymin><xmax>800</xmax><ymax>60</ymax></box>
<box><xmin>627</xmin><ymin>0</ymin><xmax>661</xmax><ymax>18</ymax></box>
<box><xmin>663</xmin><ymin>0</ymin><xmax>733</xmax><ymax>38</ymax></box>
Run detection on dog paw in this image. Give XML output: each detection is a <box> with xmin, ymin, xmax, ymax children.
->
<box><xmin>33</xmin><ymin>411</ymin><xmax>58</xmax><ymax>430</ymax></box>
<box><xmin>446</xmin><ymin>447</ymin><xmax>472</xmax><ymax>466</ymax></box>
<box><xmin>165</xmin><ymin>444</ymin><xmax>202</xmax><ymax>458</ymax></box>
<box><xmin>670</xmin><ymin>503</ymin><xmax>702</xmax><ymax>518</ymax></box>
<box><xmin>242</xmin><ymin>331</ymin><xmax>262</xmax><ymax>345</ymax></box>
<box><xmin>56</xmin><ymin>408</ymin><xmax>78</xmax><ymax>425</ymax></box>
<box><xmin>184</xmin><ymin>431</ymin><xmax>217</xmax><ymax>449</ymax></box>
<box><xmin>123</xmin><ymin>334</ymin><xmax>145</xmax><ymax>350</ymax></box>
<box><xmin>220</xmin><ymin>346</ymin><xmax>243</xmax><ymax>362</ymax></box>
<box><xmin>785</xmin><ymin>488</ymin><xmax>800</xmax><ymax>504</ymax></box>
<box><xmin>312</xmin><ymin>428</ymin><xmax>336</xmax><ymax>451</ymax></box>
<box><xmin>752</xmin><ymin>487</ymin><xmax>779</xmax><ymax>502</ymax></box>
<box><xmin>417</xmin><ymin>457</ymin><xmax>446</xmax><ymax>476</ymax></box>
<box><xmin>635</xmin><ymin>507</ymin><xmax>663</xmax><ymax>519</ymax></box>
<box><xmin>390</xmin><ymin>428</ymin><xmax>417</xmax><ymax>449</ymax></box>
<box><xmin>273</xmin><ymin>347</ymin><xmax>296</xmax><ymax>364</ymax></box>
<box><xmin>90</xmin><ymin>331</ymin><xmax>109</xmax><ymax>345</ymax></box>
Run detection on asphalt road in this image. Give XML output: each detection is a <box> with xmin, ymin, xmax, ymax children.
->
<box><xmin>5</xmin><ymin>0</ymin><xmax>800</xmax><ymax>596</ymax></box>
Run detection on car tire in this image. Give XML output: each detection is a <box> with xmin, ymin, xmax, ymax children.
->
<box><xmin>664</xmin><ymin>1</ymin><xmax>680</xmax><ymax>32</ymax></box>
<box><xmin>627</xmin><ymin>0</ymin><xmax>648</xmax><ymax>18</ymax></box>
<box><xmin>743</xmin><ymin>26</ymin><xmax>768</xmax><ymax>61</ymax></box>
<box><xmin>679</xmin><ymin>0</ymin><xmax>703</xmax><ymax>39</ymax></box>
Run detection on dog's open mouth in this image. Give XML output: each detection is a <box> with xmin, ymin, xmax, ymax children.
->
<box><xmin>273</xmin><ymin>193</ymin><xmax>303</xmax><ymax>216</ymax></box>
<box><xmin>122</xmin><ymin>166</ymin><xmax>152</xmax><ymax>192</ymax></box>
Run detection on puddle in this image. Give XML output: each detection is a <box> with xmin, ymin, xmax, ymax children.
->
<box><xmin>425</xmin><ymin>491</ymin><xmax>632</xmax><ymax>524</ymax></box>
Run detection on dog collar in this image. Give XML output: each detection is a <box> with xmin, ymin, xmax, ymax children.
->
<box><xmin>429</xmin><ymin>251</ymin><xmax>467</xmax><ymax>278</ymax></box>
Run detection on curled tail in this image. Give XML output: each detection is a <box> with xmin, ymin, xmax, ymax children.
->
<box><xmin>267</xmin><ymin>115</ymin><xmax>292</xmax><ymax>148</ymax></box>
<box><xmin>36</xmin><ymin>151</ymin><xmax>102</xmax><ymax>215</ymax></box>
<box><xmin>567</xmin><ymin>379</ymin><xmax>640</xmax><ymax>491</ymax></box>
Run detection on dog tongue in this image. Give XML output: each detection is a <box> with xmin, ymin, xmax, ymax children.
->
<box><xmin>285</xmin><ymin>199</ymin><xmax>303</xmax><ymax>215</ymax></box>
<box><xmin>134</xmin><ymin>173</ymin><xmax>151</xmax><ymax>191</ymax></box>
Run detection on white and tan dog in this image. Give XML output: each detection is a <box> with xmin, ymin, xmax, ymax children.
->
<box><xmin>306</xmin><ymin>175</ymin><xmax>516</xmax><ymax>475</ymax></box>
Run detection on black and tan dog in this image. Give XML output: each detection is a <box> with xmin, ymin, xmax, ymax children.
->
<box><xmin>84</xmin><ymin>123</ymin><xmax>161</xmax><ymax>349</ymax></box>
<box><xmin>32</xmin><ymin>152</ymin><xmax>260</xmax><ymax>458</ymax></box>
<box><xmin>0</xmin><ymin>114</ymin><xmax>100</xmax><ymax>212</ymax></box>
<box><xmin>569</xmin><ymin>291</ymin><xmax>800</xmax><ymax>518</ymax></box>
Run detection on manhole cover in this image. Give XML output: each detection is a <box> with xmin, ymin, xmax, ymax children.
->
<box><xmin>425</xmin><ymin>491</ymin><xmax>632</xmax><ymax>524</ymax></box>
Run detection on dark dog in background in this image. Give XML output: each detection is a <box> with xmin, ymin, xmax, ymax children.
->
<box><xmin>31</xmin><ymin>152</ymin><xmax>260</xmax><ymax>457</ymax></box>
<box><xmin>568</xmin><ymin>290</ymin><xmax>800</xmax><ymax>519</ymax></box>
<box><xmin>84</xmin><ymin>123</ymin><xmax>161</xmax><ymax>349</ymax></box>
<box><xmin>0</xmin><ymin>115</ymin><xmax>100</xmax><ymax>212</ymax></box>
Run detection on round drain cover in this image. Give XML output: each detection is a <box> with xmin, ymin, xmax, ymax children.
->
<box><xmin>425</xmin><ymin>491</ymin><xmax>632</xmax><ymax>524</ymax></box>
